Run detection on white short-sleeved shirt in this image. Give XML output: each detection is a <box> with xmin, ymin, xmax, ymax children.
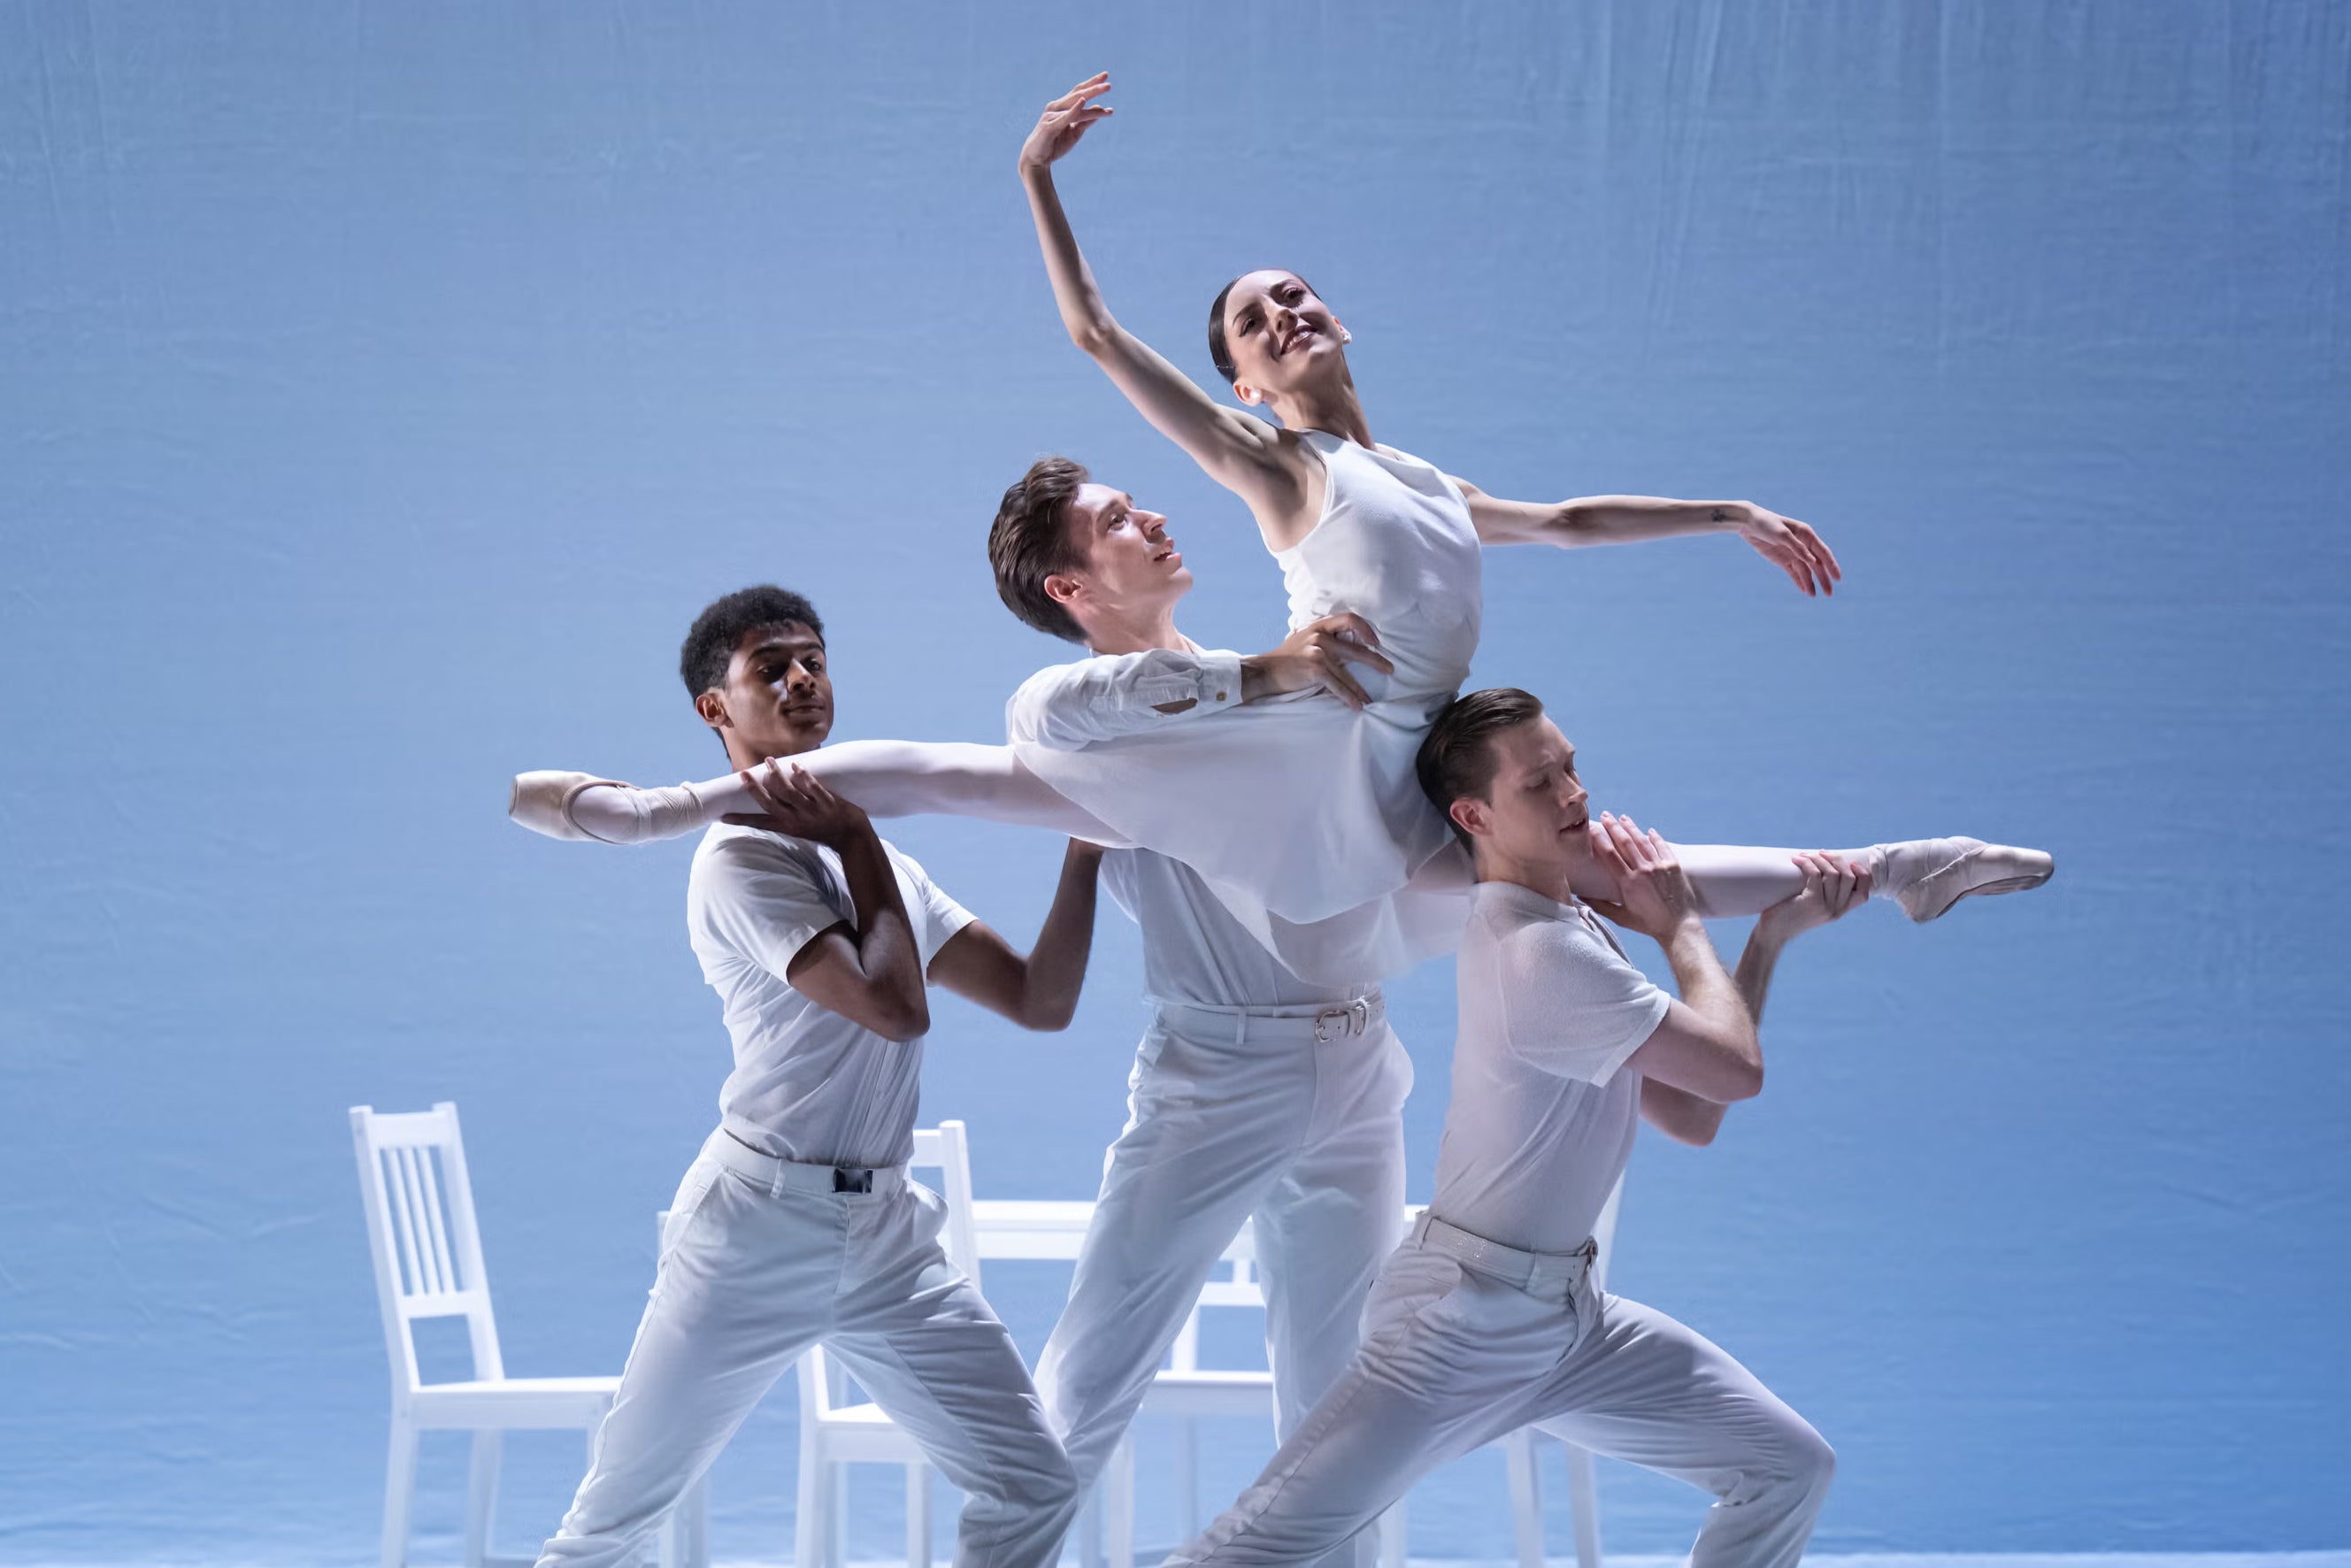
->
<box><xmin>1429</xmin><ymin>880</ymin><xmax>1674</xmax><ymax>1254</ymax></box>
<box><xmin>687</xmin><ymin>823</ymin><xmax>974</xmax><ymax>1170</ymax></box>
<box><xmin>1103</xmin><ymin>849</ymin><xmax>1367</xmax><ymax>1010</ymax></box>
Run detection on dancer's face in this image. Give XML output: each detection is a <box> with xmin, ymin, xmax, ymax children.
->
<box><xmin>1455</xmin><ymin>717</ymin><xmax>1591</xmax><ymax>876</ymax></box>
<box><xmin>1220</xmin><ymin>271</ymin><xmax>1349</xmax><ymax>411</ymax></box>
<box><xmin>1048</xmin><ymin>483</ymin><xmax>1193</xmax><ymax>634</ymax></box>
<box><xmin>696</xmin><ymin>621</ymin><xmax>834</xmax><ymax>765</ymax></box>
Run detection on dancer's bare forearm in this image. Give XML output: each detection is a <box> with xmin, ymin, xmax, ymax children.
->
<box><xmin>1453</xmin><ymin>478</ymin><xmax>1840</xmax><ymax>596</ymax></box>
<box><xmin>1018</xmin><ymin>74</ymin><xmax>1295</xmax><ymax>509</ymax></box>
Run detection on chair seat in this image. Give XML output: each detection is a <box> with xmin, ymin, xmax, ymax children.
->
<box><xmin>1143</xmin><ymin>1367</ymin><xmax>1275</xmax><ymax>1419</ymax></box>
<box><xmin>810</xmin><ymin>1397</ymin><xmax>931</xmax><ymax>1463</ymax></box>
<box><xmin>408</xmin><ymin>1375</ymin><xmax>621</xmax><ymax>1428</ymax></box>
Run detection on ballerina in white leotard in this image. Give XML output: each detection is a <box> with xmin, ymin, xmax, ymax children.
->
<box><xmin>508</xmin><ymin>74</ymin><xmax>2049</xmax><ymax>970</ymax></box>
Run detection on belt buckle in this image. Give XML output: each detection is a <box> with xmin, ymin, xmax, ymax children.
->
<box><xmin>1315</xmin><ymin>998</ymin><xmax>1370</xmax><ymax>1043</ymax></box>
<box><xmin>832</xmin><ymin>1167</ymin><xmax>874</xmax><ymax>1195</ymax></box>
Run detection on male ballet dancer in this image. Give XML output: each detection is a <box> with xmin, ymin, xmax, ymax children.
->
<box><xmin>983</xmin><ymin>462</ymin><xmax>2015</xmax><ymax>1568</ymax></box>
<box><xmin>987</xmin><ymin>458</ymin><xmax>1414</xmax><ymax>1568</ymax></box>
<box><xmin>1163</xmin><ymin>687</ymin><xmax>1851</xmax><ymax>1568</ymax></box>
<box><xmin>534</xmin><ymin>586</ymin><xmax>1100</xmax><ymax>1568</ymax></box>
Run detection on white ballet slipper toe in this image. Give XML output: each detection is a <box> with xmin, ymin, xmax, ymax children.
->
<box><xmin>1878</xmin><ymin>836</ymin><xmax>2055</xmax><ymax>923</ymax></box>
<box><xmin>509</xmin><ymin>770</ymin><xmax>626</xmax><ymax>842</ymax></box>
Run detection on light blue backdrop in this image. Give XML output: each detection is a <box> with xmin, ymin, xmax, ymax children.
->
<box><xmin>3</xmin><ymin>2</ymin><xmax>2344</xmax><ymax>1562</ymax></box>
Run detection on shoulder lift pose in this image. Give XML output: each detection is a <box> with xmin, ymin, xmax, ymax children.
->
<box><xmin>506</xmin><ymin>74</ymin><xmax>2048</xmax><ymax>981</ymax></box>
<box><xmin>979</xmin><ymin>457</ymin><xmax>2037</xmax><ymax>1568</ymax></box>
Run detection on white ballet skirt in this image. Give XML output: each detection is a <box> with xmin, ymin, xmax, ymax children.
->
<box><xmin>1011</xmin><ymin>432</ymin><xmax>1483</xmax><ymax>983</ymax></box>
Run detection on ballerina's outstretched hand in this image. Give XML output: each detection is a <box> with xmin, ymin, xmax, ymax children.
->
<box><xmin>1018</xmin><ymin>72</ymin><xmax>1115</xmax><ymax>174</ymax></box>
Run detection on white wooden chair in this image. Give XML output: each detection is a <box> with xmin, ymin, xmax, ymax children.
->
<box><xmin>792</xmin><ymin>1121</ymin><xmax>980</xmax><ymax>1568</ymax></box>
<box><xmin>351</xmin><ymin>1103</ymin><xmax>704</xmax><ymax>1568</ymax></box>
<box><xmin>1377</xmin><ymin>1176</ymin><xmax>1626</xmax><ymax>1568</ymax></box>
<box><xmin>1094</xmin><ymin>1239</ymin><xmax>1279</xmax><ymax>1568</ymax></box>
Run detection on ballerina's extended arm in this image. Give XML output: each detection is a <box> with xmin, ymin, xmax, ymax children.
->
<box><xmin>1449</xmin><ymin>479</ymin><xmax>1844</xmax><ymax>598</ymax></box>
<box><xmin>1018</xmin><ymin>74</ymin><xmax>1312</xmax><ymax>538</ymax></box>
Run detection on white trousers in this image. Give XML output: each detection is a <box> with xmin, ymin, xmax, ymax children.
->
<box><xmin>535</xmin><ymin>1136</ymin><xmax>1078</xmax><ymax>1568</ymax></box>
<box><xmin>1166</xmin><ymin>1234</ymin><xmax>1834</xmax><ymax>1568</ymax></box>
<box><xmin>1035</xmin><ymin>1002</ymin><xmax>1411</xmax><ymax>1560</ymax></box>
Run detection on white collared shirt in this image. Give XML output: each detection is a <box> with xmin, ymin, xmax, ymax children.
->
<box><xmin>1007</xmin><ymin>642</ymin><xmax>1367</xmax><ymax>1007</ymax></box>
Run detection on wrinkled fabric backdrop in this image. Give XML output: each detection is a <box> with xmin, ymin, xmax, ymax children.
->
<box><xmin>3</xmin><ymin>2</ymin><xmax>2344</xmax><ymax>1562</ymax></box>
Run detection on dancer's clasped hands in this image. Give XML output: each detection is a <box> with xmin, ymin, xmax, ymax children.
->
<box><xmin>1584</xmin><ymin>811</ymin><xmax>1703</xmax><ymax>938</ymax></box>
<box><xmin>722</xmin><ymin>759</ymin><xmax>871</xmax><ymax>849</ymax></box>
<box><xmin>1756</xmin><ymin>851</ymin><xmax>1872</xmax><ymax>941</ymax></box>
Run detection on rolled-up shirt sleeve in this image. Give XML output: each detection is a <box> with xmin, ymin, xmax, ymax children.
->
<box><xmin>1005</xmin><ymin>648</ymin><xmax>1247</xmax><ymax>749</ymax></box>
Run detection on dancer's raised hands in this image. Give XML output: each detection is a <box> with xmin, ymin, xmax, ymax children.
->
<box><xmin>1019</xmin><ymin>73</ymin><xmax>1115</xmax><ymax>174</ymax></box>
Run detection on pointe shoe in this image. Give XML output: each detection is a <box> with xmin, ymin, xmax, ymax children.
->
<box><xmin>1877</xmin><ymin>836</ymin><xmax>2055</xmax><ymax>923</ymax></box>
<box><xmin>509</xmin><ymin>770</ymin><xmax>627</xmax><ymax>842</ymax></box>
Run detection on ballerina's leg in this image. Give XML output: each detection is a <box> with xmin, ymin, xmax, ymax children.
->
<box><xmin>549</xmin><ymin>741</ymin><xmax>1125</xmax><ymax>846</ymax></box>
<box><xmin>1565</xmin><ymin>842</ymin><xmax>1884</xmax><ymax>918</ymax></box>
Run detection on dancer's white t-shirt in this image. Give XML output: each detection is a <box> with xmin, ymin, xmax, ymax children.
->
<box><xmin>1430</xmin><ymin>880</ymin><xmax>1672</xmax><ymax>1255</ymax></box>
<box><xmin>688</xmin><ymin>823</ymin><xmax>973</xmax><ymax>1170</ymax></box>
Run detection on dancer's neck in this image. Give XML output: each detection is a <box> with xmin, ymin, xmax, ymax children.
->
<box><xmin>1082</xmin><ymin>604</ymin><xmax>1190</xmax><ymax>657</ymax></box>
<box><xmin>1473</xmin><ymin>849</ymin><xmax>1577</xmax><ymax>907</ymax></box>
<box><xmin>1268</xmin><ymin>376</ymin><xmax>1372</xmax><ymax>450</ymax></box>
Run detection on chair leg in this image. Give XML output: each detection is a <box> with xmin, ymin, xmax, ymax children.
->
<box><xmin>830</xmin><ymin>1463</ymin><xmax>850</xmax><ymax>1568</ymax></box>
<box><xmin>658</xmin><ymin>1473</ymin><xmax>710</xmax><ymax>1568</ymax></box>
<box><xmin>1106</xmin><ymin>1433</ymin><xmax>1137</xmax><ymax>1568</ymax></box>
<box><xmin>1175</xmin><ymin>1418</ymin><xmax>1199</xmax><ymax>1539</ymax></box>
<box><xmin>464</xmin><ymin>1431</ymin><xmax>504</xmax><ymax>1568</ymax></box>
<box><xmin>1376</xmin><ymin>1499</ymin><xmax>1406</xmax><ymax>1568</ymax></box>
<box><xmin>1564</xmin><ymin>1443</ymin><xmax>1602</xmax><ymax>1568</ymax></box>
<box><xmin>1077</xmin><ymin>1480</ymin><xmax>1104</xmax><ymax>1568</ymax></box>
<box><xmin>1502</xmin><ymin>1429</ymin><xmax>1543</xmax><ymax>1568</ymax></box>
<box><xmin>380</xmin><ymin>1419</ymin><xmax>419</xmax><ymax>1568</ymax></box>
<box><xmin>904</xmin><ymin>1463</ymin><xmax>931</xmax><ymax>1568</ymax></box>
<box><xmin>684</xmin><ymin>1472</ymin><xmax>711</xmax><ymax>1568</ymax></box>
<box><xmin>795</xmin><ymin>1436</ymin><xmax>823</xmax><ymax>1568</ymax></box>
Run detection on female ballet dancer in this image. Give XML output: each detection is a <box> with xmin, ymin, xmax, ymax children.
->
<box><xmin>991</xmin><ymin>72</ymin><xmax>2042</xmax><ymax>943</ymax></box>
<box><xmin>507</xmin><ymin>75</ymin><xmax>2048</xmax><ymax>967</ymax></box>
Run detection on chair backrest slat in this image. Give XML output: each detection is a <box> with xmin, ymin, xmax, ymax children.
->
<box><xmin>414</xmin><ymin>1144</ymin><xmax>460</xmax><ymax>1295</ymax></box>
<box><xmin>351</xmin><ymin>1103</ymin><xmax>505</xmax><ymax>1400</ymax></box>
<box><xmin>386</xmin><ymin>1145</ymin><xmax>428</xmax><ymax>1296</ymax></box>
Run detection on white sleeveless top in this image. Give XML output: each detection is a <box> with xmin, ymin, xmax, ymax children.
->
<box><xmin>1012</xmin><ymin>432</ymin><xmax>1482</xmax><ymax>983</ymax></box>
<box><xmin>1274</xmin><ymin>432</ymin><xmax>1482</xmax><ymax>711</ymax></box>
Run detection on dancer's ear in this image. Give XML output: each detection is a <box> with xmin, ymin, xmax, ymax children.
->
<box><xmin>693</xmin><ymin>689</ymin><xmax>732</xmax><ymax>734</ymax></box>
<box><xmin>1042</xmin><ymin>571</ymin><xmax>1087</xmax><ymax>616</ymax></box>
<box><xmin>1333</xmin><ymin>319</ymin><xmax>1351</xmax><ymax>345</ymax></box>
<box><xmin>1448</xmin><ymin>796</ymin><xmax>1490</xmax><ymax>842</ymax></box>
<box><xmin>1232</xmin><ymin>379</ymin><xmax>1267</xmax><ymax>407</ymax></box>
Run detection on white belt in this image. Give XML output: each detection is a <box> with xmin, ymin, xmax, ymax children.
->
<box><xmin>708</xmin><ymin>1130</ymin><xmax>906</xmax><ymax>1197</ymax></box>
<box><xmin>1413</xmin><ymin>1211</ymin><xmax>1597</xmax><ymax>1294</ymax></box>
<box><xmin>1153</xmin><ymin>993</ymin><xmax>1385</xmax><ymax>1043</ymax></box>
